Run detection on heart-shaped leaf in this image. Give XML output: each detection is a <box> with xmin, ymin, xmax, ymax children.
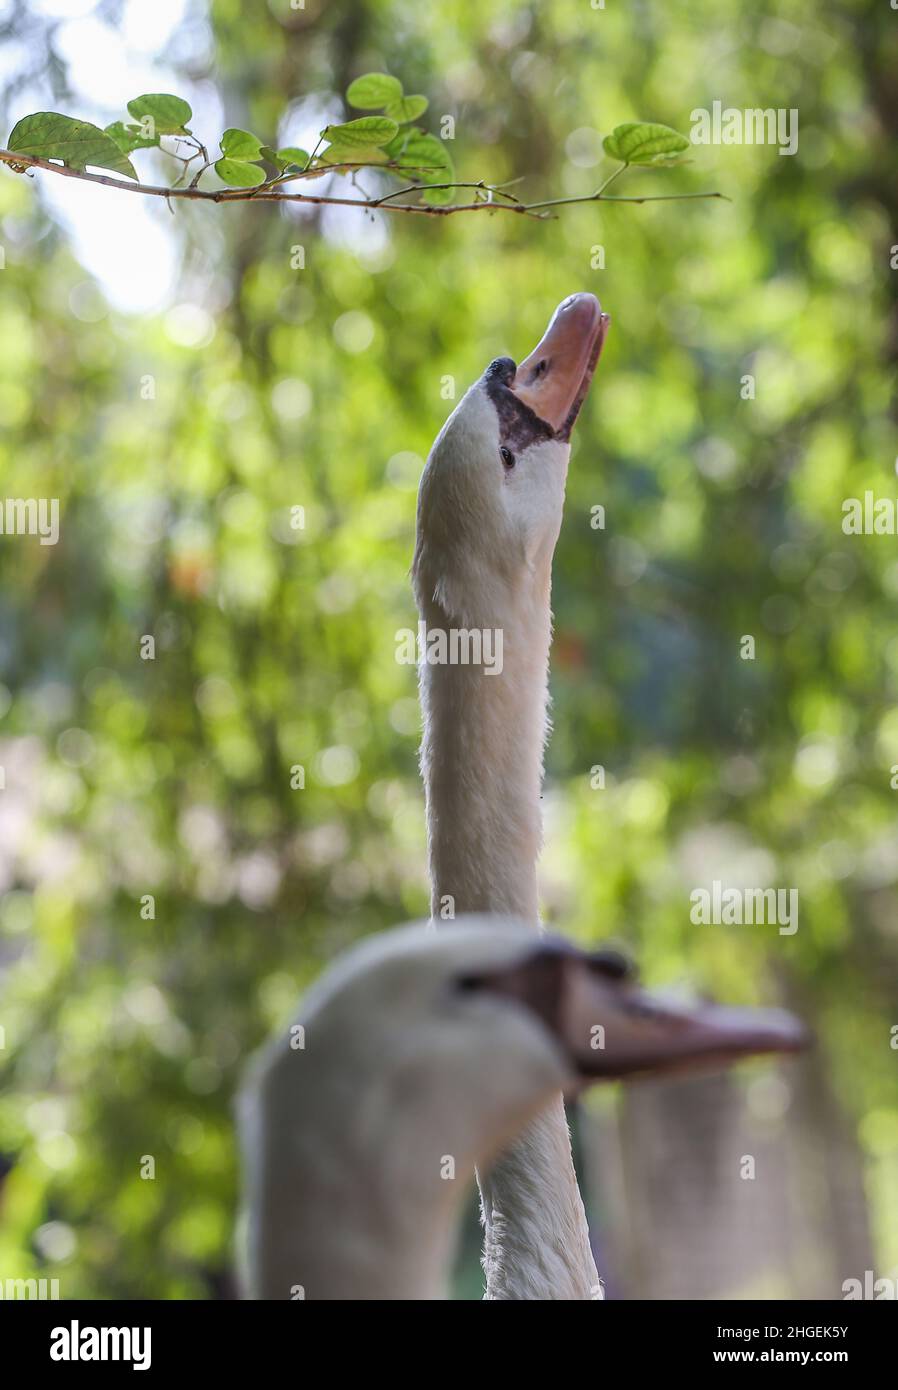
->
<box><xmin>272</xmin><ymin>148</ymin><xmax>327</xmax><ymax>179</ymax></box>
<box><xmin>275</xmin><ymin>146</ymin><xmax>309</xmax><ymax>168</ymax></box>
<box><xmin>384</xmin><ymin>94</ymin><xmax>428</xmax><ymax>124</ymax></box>
<box><xmin>345</xmin><ymin>73</ymin><xmax>403</xmax><ymax>110</ymax></box>
<box><xmin>602</xmin><ymin>122</ymin><xmax>689</xmax><ymax>164</ymax></box>
<box><xmin>387</xmin><ymin>129</ymin><xmax>455</xmax><ymax>201</ymax></box>
<box><xmin>214</xmin><ymin>157</ymin><xmax>266</xmax><ymax>187</ymax></box>
<box><xmin>321</xmin><ymin>116</ymin><xmax>398</xmax><ymax>148</ymax></box>
<box><xmin>8</xmin><ymin>112</ymin><xmax>138</xmax><ymax>179</ymax></box>
<box><xmin>220</xmin><ymin>128</ymin><xmax>263</xmax><ymax>161</ymax></box>
<box><xmin>105</xmin><ymin>121</ymin><xmax>160</xmax><ymax>154</ymax></box>
<box><xmin>126</xmin><ymin>93</ymin><xmax>193</xmax><ymax>135</ymax></box>
<box><xmin>387</xmin><ymin>129</ymin><xmax>451</xmax><ymax>173</ymax></box>
<box><xmin>321</xmin><ymin>143</ymin><xmax>390</xmax><ymax>168</ymax></box>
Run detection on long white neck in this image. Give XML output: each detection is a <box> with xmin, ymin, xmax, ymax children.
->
<box><xmin>420</xmin><ymin>592</ymin><xmax>547</xmax><ymax>922</ymax></box>
<box><xmin>418</xmin><ymin>583</ymin><xmax>600</xmax><ymax>1300</ymax></box>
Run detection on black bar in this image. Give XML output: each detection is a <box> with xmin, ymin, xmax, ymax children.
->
<box><xmin>8</xmin><ymin>1298</ymin><xmax>892</xmax><ymax>1375</ymax></box>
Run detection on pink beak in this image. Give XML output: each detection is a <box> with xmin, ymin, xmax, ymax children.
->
<box><xmin>508</xmin><ymin>292</ymin><xmax>610</xmax><ymax>440</ymax></box>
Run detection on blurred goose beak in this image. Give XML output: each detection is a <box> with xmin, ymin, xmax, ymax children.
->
<box><xmin>471</xmin><ymin>941</ymin><xmax>808</xmax><ymax>1083</ymax></box>
<box><xmin>509</xmin><ymin>292</ymin><xmax>610</xmax><ymax>440</ymax></box>
<box><xmin>564</xmin><ymin>952</ymin><xmax>809</xmax><ymax>1082</ymax></box>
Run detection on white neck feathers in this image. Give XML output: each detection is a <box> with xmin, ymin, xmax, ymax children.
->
<box><xmin>417</xmin><ymin>549</ymin><xmax>600</xmax><ymax>1301</ymax></box>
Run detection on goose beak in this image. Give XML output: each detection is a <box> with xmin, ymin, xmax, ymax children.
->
<box><xmin>466</xmin><ymin>940</ymin><xmax>807</xmax><ymax>1084</ymax></box>
<box><xmin>564</xmin><ymin>955</ymin><xmax>809</xmax><ymax>1083</ymax></box>
<box><xmin>509</xmin><ymin>292</ymin><xmax>610</xmax><ymax>440</ymax></box>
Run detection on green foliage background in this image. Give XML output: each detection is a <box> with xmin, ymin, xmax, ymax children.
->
<box><xmin>0</xmin><ymin>0</ymin><xmax>895</xmax><ymax>1298</ymax></box>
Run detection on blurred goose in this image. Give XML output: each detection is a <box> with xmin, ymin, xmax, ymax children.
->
<box><xmin>241</xmin><ymin>918</ymin><xmax>804</xmax><ymax>1300</ymax></box>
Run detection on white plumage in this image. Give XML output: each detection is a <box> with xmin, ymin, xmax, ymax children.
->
<box><xmin>412</xmin><ymin>294</ymin><xmax>610</xmax><ymax>1297</ymax></box>
<box><xmin>241</xmin><ymin>921</ymin><xmax>594</xmax><ymax>1300</ymax></box>
<box><xmin>241</xmin><ymin>294</ymin><xmax>804</xmax><ymax>1300</ymax></box>
<box><xmin>240</xmin><ymin>919</ymin><xmax>803</xmax><ymax>1299</ymax></box>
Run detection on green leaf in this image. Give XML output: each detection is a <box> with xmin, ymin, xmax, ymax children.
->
<box><xmin>602</xmin><ymin>122</ymin><xmax>689</xmax><ymax>165</ymax></box>
<box><xmin>126</xmin><ymin>93</ymin><xmax>193</xmax><ymax>136</ymax></box>
<box><xmin>387</xmin><ymin>129</ymin><xmax>450</xmax><ymax>173</ymax></box>
<box><xmin>321</xmin><ymin>116</ymin><xmax>398</xmax><ymax>148</ymax></box>
<box><xmin>384</xmin><ymin>94</ymin><xmax>429</xmax><ymax>124</ymax></box>
<box><xmin>422</xmin><ymin>184</ymin><xmax>455</xmax><ymax>206</ymax></box>
<box><xmin>270</xmin><ymin>147</ymin><xmax>327</xmax><ymax>179</ymax></box>
<box><xmin>220</xmin><ymin>128</ymin><xmax>263</xmax><ymax>161</ymax></box>
<box><xmin>387</xmin><ymin>129</ymin><xmax>455</xmax><ymax>201</ymax></box>
<box><xmin>345</xmin><ymin>73</ymin><xmax>403</xmax><ymax>110</ymax></box>
<box><xmin>104</xmin><ymin>121</ymin><xmax>160</xmax><ymax>154</ymax></box>
<box><xmin>259</xmin><ymin>145</ymin><xmax>319</xmax><ymax>176</ymax></box>
<box><xmin>259</xmin><ymin>144</ymin><xmax>310</xmax><ymax>172</ymax></box>
<box><xmin>275</xmin><ymin>146</ymin><xmax>309</xmax><ymax>168</ymax></box>
<box><xmin>8</xmin><ymin>112</ymin><xmax>138</xmax><ymax>179</ymax></box>
<box><xmin>214</xmin><ymin>157</ymin><xmax>266</xmax><ymax>188</ymax></box>
<box><xmin>321</xmin><ymin>143</ymin><xmax>390</xmax><ymax>168</ymax></box>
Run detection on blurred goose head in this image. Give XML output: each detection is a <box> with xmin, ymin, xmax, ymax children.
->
<box><xmin>241</xmin><ymin>918</ymin><xmax>805</xmax><ymax>1301</ymax></box>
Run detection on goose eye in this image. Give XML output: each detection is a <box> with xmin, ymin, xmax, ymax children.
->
<box><xmin>500</xmin><ymin>446</ymin><xmax>515</xmax><ymax>469</ymax></box>
<box><xmin>533</xmin><ymin>359</ymin><xmax>548</xmax><ymax>377</ymax></box>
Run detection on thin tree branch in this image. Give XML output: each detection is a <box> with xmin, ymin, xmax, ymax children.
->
<box><xmin>525</xmin><ymin>188</ymin><xmax>731</xmax><ymax>211</ymax></box>
<box><xmin>370</xmin><ymin>177</ymin><xmax>524</xmax><ymax>208</ymax></box>
<box><xmin>0</xmin><ymin>147</ymin><xmax>727</xmax><ymax>217</ymax></box>
<box><xmin>595</xmin><ymin>162</ymin><xmax>627</xmax><ymax>196</ymax></box>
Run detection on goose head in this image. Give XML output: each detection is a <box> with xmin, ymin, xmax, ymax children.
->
<box><xmin>244</xmin><ymin>918</ymin><xmax>806</xmax><ymax>1299</ymax></box>
<box><xmin>267</xmin><ymin>920</ymin><xmax>806</xmax><ymax>1160</ymax></box>
<box><xmin>413</xmin><ymin>293</ymin><xmax>609</xmax><ymax>626</ymax></box>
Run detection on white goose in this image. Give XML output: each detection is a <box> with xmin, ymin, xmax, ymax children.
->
<box><xmin>240</xmin><ymin>293</ymin><xmax>805</xmax><ymax>1300</ymax></box>
<box><xmin>241</xmin><ymin>918</ymin><xmax>804</xmax><ymax>1300</ymax></box>
<box><xmin>412</xmin><ymin>292</ymin><xmax>615</xmax><ymax>1298</ymax></box>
